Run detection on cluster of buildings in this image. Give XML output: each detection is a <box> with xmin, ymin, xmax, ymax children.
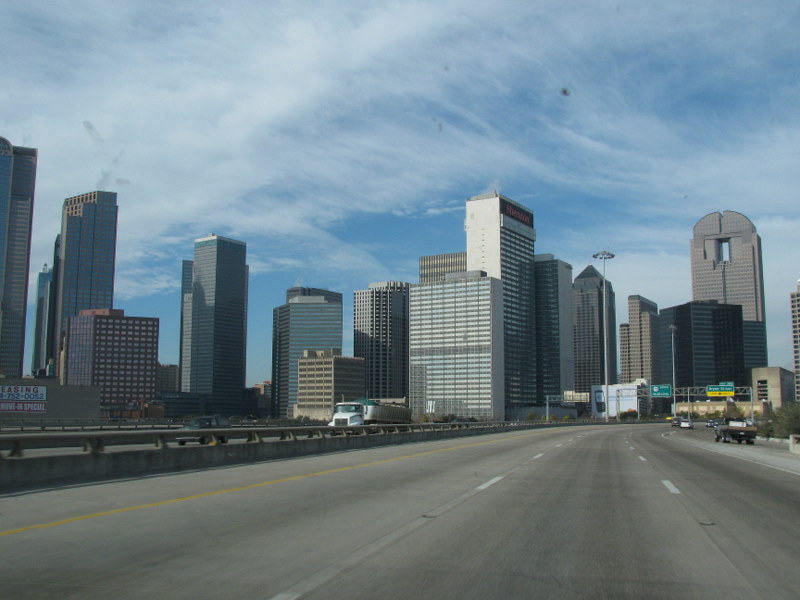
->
<box><xmin>1</xmin><ymin>135</ymin><xmax>797</xmax><ymax>422</ymax></box>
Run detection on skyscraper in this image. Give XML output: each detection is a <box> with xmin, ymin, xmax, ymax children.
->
<box><xmin>54</xmin><ymin>191</ymin><xmax>118</xmax><ymax>379</ymax></box>
<box><xmin>354</xmin><ymin>281</ymin><xmax>410</xmax><ymax>400</ymax></box>
<box><xmin>31</xmin><ymin>264</ymin><xmax>54</xmax><ymax>376</ymax></box>
<box><xmin>792</xmin><ymin>282</ymin><xmax>800</xmax><ymax>402</ymax></box>
<box><xmin>534</xmin><ymin>254</ymin><xmax>574</xmax><ymax>401</ymax></box>
<box><xmin>271</xmin><ymin>288</ymin><xmax>342</xmax><ymax>418</ymax></box>
<box><xmin>409</xmin><ymin>271</ymin><xmax>505</xmax><ymax>420</ymax></box>
<box><xmin>0</xmin><ymin>136</ymin><xmax>37</xmax><ymax>378</ymax></box>
<box><xmin>619</xmin><ymin>295</ymin><xmax>658</xmax><ymax>383</ymax></box>
<box><xmin>691</xmin><ymin>211</ymin><xmax>767</xmax><ymax>372</ymax></box>
<box><xmin>180</xmin><ymin>234</ymin><xmax>248</xmax><ymax>414</ymax></box>
<box><xmin>655</xmin><ymin>300</ymin><xmax>745</xmax><ymax>388</ymax></box>
<box><xmin>572</xmin><ymin>265</ymin><xmax>617</xmax><ymax>394</ymax></box>
<box><xmin>465</xmin><ymin>192</ymin><xmax>536</xmax><ymax>415</ymax></box>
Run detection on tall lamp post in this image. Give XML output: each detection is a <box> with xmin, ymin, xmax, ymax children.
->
<box><xmin>669</xmin><ymin>324</ymin><xmax>677</xmax><ymax>418</ymax></box>
<box><xmin>593</xmin><ymin>250</ymin><xmax>615</xmax><ymax>423</ymax></box>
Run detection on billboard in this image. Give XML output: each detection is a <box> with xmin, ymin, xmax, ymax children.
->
<box><xmin>0</xmin><ymin>385</ymin><xmax>47</xmax><ymax>413</ymax></box>
<box><xmin>500</xmin><ymin>198</ymin><xmax>533</xmax><ymax>228</ymax></box>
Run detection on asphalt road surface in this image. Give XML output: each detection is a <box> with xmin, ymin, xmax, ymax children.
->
<box><xmin>2</xmin><ymin>424</ymin><xmax>799</xmax><ymax>599</ymax></box>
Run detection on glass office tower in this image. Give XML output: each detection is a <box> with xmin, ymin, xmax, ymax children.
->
<box><xmin>0</xmin><ymin>137</ymin><xmax>37</xmax><ymax>378</ymax></box>
<box><xmin>180</xmin><ymin>234</ymin><xmax>249</xmax><ymax>415</ymax></box>
<box><xmin>54</xmin><ymin>191</ymin><xmax>118</xmax><ymax>379</ymax></box>
<box><xmin>271</xmin><ymin>288</ymin><xmax>342</xmax><ymax>418</ymax></box>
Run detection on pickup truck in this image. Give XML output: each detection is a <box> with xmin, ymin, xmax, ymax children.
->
<box><xmin>714</xmin><ymin>418</ymin><xmax>756</xmax><ymax>444</ymax></box>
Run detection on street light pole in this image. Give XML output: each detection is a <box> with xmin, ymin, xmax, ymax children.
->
<box><xmin>669</xmin><ymin>324</ymin><xmax>677</xmax><ymax>418</ymax></box>
<box><xmin>593</xmin><ymin>250</ymin><xmax>615</xmax><ymax>423</ymax></box>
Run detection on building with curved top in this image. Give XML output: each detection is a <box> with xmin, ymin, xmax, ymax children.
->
<box><xmin>691</xmin><ymin>211</ymin><xmax>767</xmax><ymax>373</ymax></box>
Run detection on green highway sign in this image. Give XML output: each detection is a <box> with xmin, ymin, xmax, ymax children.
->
<box><xmin>650</xmin><ymin>385</ymin><xmax>672</xmax><ymax>397</ymax></box>
<box><xmin>707</xmin><ymin>384</ymin><xmax>735</xmax><ymax>397</ymax></box>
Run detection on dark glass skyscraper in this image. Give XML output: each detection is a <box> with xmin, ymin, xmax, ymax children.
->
<box><xmin>0</xmin><ymin>136</ymin><xmax>37</xmax><ymax>378</ymax></box>
<box><xmin>354</xmin><ymin>281</ymin><xmax>410</xmax><ymax>400</ymax></box>
<box><xmin>54</xmin><ymin>191</ymin><xmax>118</xmax><ymax>379</ymax></box>
<box><xmin>534</xmin><ymin>254</ymin><xmax>574</xmax><ymax>401</ymax></box>
<box><xmin>180</xmin><ymin>234</ymin><xmax>248</xmax><ymax>415</ymax></box>
<box><xmin>572</xmin><ymin>265</ymin><xmax>617</xmax><ymax>394</ymax></box>
<box><xmin>271</xmin><ymin>288</ymin><xmax>342</xmax><ymax>419</ymax></box>
<box><xmin>656</xmin><ymin>300</ymin><xmax>745</xmax><ymax>388</ymax></box>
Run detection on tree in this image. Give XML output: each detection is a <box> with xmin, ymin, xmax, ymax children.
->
<box><xmin>772</xmin><ymin>403</ymin><xmax>800</xmax><ymax>438</ymax></box>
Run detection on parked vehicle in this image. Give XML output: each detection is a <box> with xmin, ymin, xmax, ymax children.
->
<box><xmin>176</xmin><ymin>415</ymin><xmax>230</xmax><ymax>445</ymax></box>
<box><xmin>714</xmin><ymin>418</ymin><xmax>756</xmax><ymax>444</ymax></box>
<box><xmin>328</xmin><ymin>399</ymin><xmax>412</xmax><ymax>427</ymax></box>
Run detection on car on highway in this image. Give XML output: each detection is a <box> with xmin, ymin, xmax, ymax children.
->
<box><xmin>706</xmin><ymin>419</ymin><xmax>717</xmax><ymax>428</ymax></box>
<box><xmin>671</xmin><ymin>417</ymin><xmax>682</xmax><ymax>427</ymax></box>
<box><xmin>176</xmin><ymin>415</ymin><xmax>230</xmax><ymax>446</ymax></box>
<box><xmin>679</xmin><ymin>420</ymin><xmax>694</xmax><ymax>429</ymax></box>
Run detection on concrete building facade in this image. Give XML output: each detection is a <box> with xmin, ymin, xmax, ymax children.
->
<box><xmin>65</xmin><ymin>308</ymin><xmax>158</xmax><ymax>417</ymax></box>
<box><xmin>419</xmin><ymin>251</ymin><xmax>467</xmax><ymax>284</ymax></box>
<box><xmin>619</xmin><ymin>295</ymin><xmax>659</xmax><ymax>384</ymax></box>
<box><xmin>294</xmin><ymin>350</ymin><xmax>365</xmax><ymax>421</ymax></box>
<box><xmin>409</xmin><ymin>271</ymin><xmax>505</xmax><ymax>421</ymax></box>
<box><xmin>0</xmin><ymin>137</ymin><xmax>37</xmax><ymax>378</ymax></box>
<box><xmin>354</xmin><ymin>281</ymin><xmax>409</xmax><ymax>400</ymax></box>
<box><xmin>465</xmin><ymin>193</ymin><xmax>536</xmax><ymax>414</ymax></box>
<box><xmin>751</xmin><ymin>366</ymin><xmax>795</xmax><ymax>411</ymax></box>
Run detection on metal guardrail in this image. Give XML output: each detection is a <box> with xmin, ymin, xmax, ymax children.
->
<box><xmin>0</xmin><ymin>420</ymin><xmax>599</xmax><ymax>458</ymax></box>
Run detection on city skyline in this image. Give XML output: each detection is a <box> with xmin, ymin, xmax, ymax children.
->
<box><xmin>2</xmin><ymin>3</ymin><xmax>799</xmax><ymax>384</ymax></box>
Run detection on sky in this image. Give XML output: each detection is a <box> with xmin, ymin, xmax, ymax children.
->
<box><xmin>2</xmin><ymin>1</ymin><xmax>799</xmax><ymax>385</ymax></box>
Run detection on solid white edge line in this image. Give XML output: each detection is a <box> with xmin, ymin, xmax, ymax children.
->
<box><xmin>662</xmin><ymin>480</ymin><xmax>681</xmax><ymax>494</ymax></box>
<box><xmin>477</xmin><ymin>476</ymin><xmax>503</xmax><ymax>490</ymax></box>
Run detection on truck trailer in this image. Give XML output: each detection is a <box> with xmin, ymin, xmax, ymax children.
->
<box><xmin>328</xmin><ymin>399</ymin><xmax>412</xmax><ymax>427</ymax></box>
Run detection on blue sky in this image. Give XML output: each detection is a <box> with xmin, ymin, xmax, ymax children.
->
<box><xmin>3</xmin><ymin>1</ymin><xmax>799</xmax><ymax>384</ymax></box>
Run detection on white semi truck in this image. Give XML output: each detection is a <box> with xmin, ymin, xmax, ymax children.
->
<box><xmin>328</xmin><ymin>399</ymin><xmax>412</xmax><ymax>427</ymax></box>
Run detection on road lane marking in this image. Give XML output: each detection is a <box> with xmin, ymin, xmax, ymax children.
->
<box><xmin>638</xmin><ymin>456</ymin><xmax>647</xmax><ymax>461</ymax></box>
<box><xmin>1</xmin><ymin>429</ymin><xmax>553</xmax><ymax>537</ymax></box>
<box><xmin>269</xmin><ymin>471</ymin><xmax>510</xmax><ymax>600</ymax></box>
<box><xmin>533</xmin><ymin>453</ymin><xmax>544</xmax><ymax>460</ymax></box>
<box><xmin>662</xmin><ymin>480</ymin><xmax>681</xmax><ymax>494</ymax></box>
<box><xmin>476</xmin><ymin>476</ymin><xmax>503</xmax><ymax>490</ymax></box>
<box><xmin>555</xmin><ymin>443</ymin><xmax>563</xmax><ymax>447</ymax></box>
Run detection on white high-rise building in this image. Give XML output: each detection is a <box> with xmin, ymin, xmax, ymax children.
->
<box><xmin>465</xmin><ymin>192</ymin><xmax>536</xmax><ymax>414</ymax></box>
<box><xmin>791</xmin><ymin>281</ymin><xmax>800</xmax><ymax>402</ymax></box>
<box><xmin>409</xmin><ymin>271</ymin><xmax>504</xmax><ymax>421</ymax></box>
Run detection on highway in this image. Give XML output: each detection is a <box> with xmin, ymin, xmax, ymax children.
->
<box><xmin>2</xmin><ymin>424</ymin><xmax>799</xmax><ymax>599</ymax></box>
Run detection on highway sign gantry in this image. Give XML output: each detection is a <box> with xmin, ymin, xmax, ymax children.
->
<box><xmin>707</xmin><ymin>384</ymin><xmax>735</xmax><ymax>397</ymax></box>
<box><xmin>650</xmin><ymin>385</ymin><xmax>672</xmax><ymax>397</ymax></box>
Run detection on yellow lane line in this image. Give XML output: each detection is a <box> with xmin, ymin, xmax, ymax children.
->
<box><xmin>2</xmin><ymin>430</ymin><xmax>538</xmax><ymax>537</ymax></box>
